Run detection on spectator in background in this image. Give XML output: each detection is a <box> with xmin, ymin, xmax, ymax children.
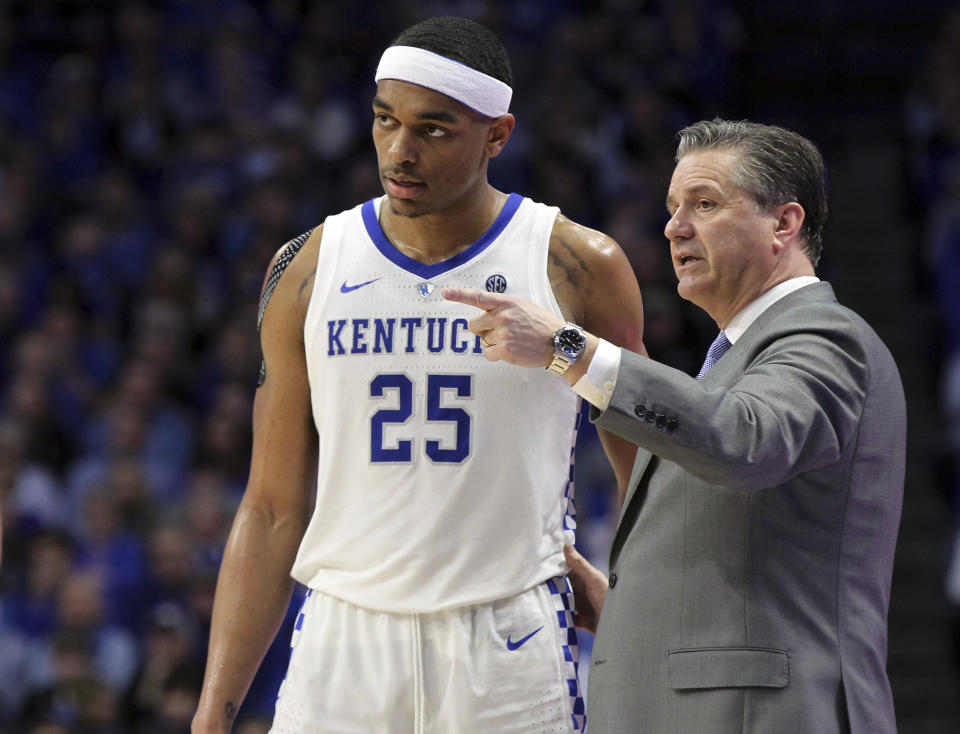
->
<box><xmin>98</xmin><ymin>456</ymin><xmax>154</xmax><ymax>537</ymax></box>
<box><xmin>123</xmin><ymin>601</ymin><xmax>200</xmax><ymax>732</ymax></box>
<box><xmin>38</xmin><ymin>53</ymin><xmax>104</xmax><ymax>192</ymax></box>
<box><xmin>182</xmin><ymin>467</ymin><xmax>233</xmax><ymax>570</ymax></box>
<box><xmin>190</xmin><ymin>383</ymin><xmax>252</xmax><ymax>498</ymax></box>
<box><xmin>192</xmin><ymin>314</ymin><xmax>261</xmax><ymax>414</ymax></box>
<box><xmin>70</xmin><ymin>356</ymin><xmax>192</xmax><ymax>504</ymax></box>
<box><xmin>0</xmin><ymin>419</ymin><xmax>66</xmax><ymax>537</ymax></box>
<box><xmin>140</xmin><ymin>523</ymin><xmax>196</xmax><ymax>621</ymax></box>
<box><xmin>904</xmin><ymin>2</ymin><xmax>960</xmax><ymax>673</ymax></box>
<box><xmin>4</xmin><ymin>358</ymin><xmax>75</xmax><ymax>476</ymax></box>
<box><xmin>3</xmin><ymin>529</ymin><xmax>75</xmax><ymax>642</ymax></box>
<box><xmin>25</xmin><ymin>721</ymin><xmax>71</xmax><ymax>734</ymax></box>
<box><xmin>36</xmin><ymin>297</ymin><xmax>117</xmax><ymax>440</ymax></box>
<box><xmin>148</xmin><ymin>663</ymin><xmax>204</xmax><ymax>734</ymax></box>
<box><xmin>91</xmin><ymin>166</ymin><xmax>161</xmax><ymax>296</ymax></box>
<box><xmin>67</xmin><ymin>402</ymin><xmax>151</xmax><ymax>512</ymax></box>
<box><xmin>74</xmin><ymin>486</ymin><xmax>149</xmax><ymax>631</ymax></box>
<box><xmin>19</xmin><ymin>634</ymin><xmax>116</xmax><ymax>733</ymax></box>
<box><xmin>45</xmin><ymin>570</ymin><xmax>139</xmax><ymax>693</ymax></box>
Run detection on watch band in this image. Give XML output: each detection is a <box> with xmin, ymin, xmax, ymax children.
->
<box><xmin>546</xmin><ymin>352</ymin><xmax>575</xmax><ymax>377</ymax></box>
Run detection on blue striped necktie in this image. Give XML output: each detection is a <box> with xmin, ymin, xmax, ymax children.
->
<box><xmin>695</xmin><ymin>332</ymin><xmax>732</xmax><ymax>380</ymax></box>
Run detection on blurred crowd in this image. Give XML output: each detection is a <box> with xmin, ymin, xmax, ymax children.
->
<box><xmin>904</xmin><ymin>5</ymin><xmax>960</xmax><ymax>674</ymax></box>
<box><xmin>0</xmin><ymin>1</ymin><xmax>748</xmax><ymax>731</ymax></box>
<box><xmin>0</xmin><ymin>0</ymin><xmax>956</xmax><ymax>732</ymax></box>
<box><xmin>2</xmin><ymin>0</ymin><xmax>958</xmax><ymax>730</ymax></box>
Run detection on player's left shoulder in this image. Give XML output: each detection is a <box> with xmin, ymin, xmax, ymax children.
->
<box><xmin>548</xmin><ymin>213</ymin><xmax>626</xmax><ymax>270</ymax></box>
<box><xmin>547</xmin><ymin>213</ymin><xmax>642</xmax><ymax>335</ymax></box>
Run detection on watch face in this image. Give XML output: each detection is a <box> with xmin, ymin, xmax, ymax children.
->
<box><xmin>556</xmin><ymin>327</ymin><xmax>586</xmax><ymax>358</ymax></box>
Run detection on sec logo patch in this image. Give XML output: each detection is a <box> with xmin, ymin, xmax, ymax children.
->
<box><xmin>485</xmin><ymin>274</ymin><xmax>507</xmax><ymax>293</ymax></box>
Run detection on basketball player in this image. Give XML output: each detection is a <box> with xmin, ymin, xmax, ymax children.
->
<box><xmin>192</xmin><ymin>16</ymin><xmax>644</xmax><ymax>734</ymax></box>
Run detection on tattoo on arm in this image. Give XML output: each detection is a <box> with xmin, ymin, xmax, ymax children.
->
<box><xmin>549</xmin><ymin>235</ymin><xmax>590</xmax><ymax>290</ymax></box>
<box><xmin>225</xmin><ymin>701</ymin><xmax>237</xmax><ymax>721</ymax></box>
<box><xmin>548</xmin><ymin>235</ymin><xmax>592</xmax><ymax>329</ymax></box>
<box><xmin>299</xmin><ymin>268</ymin><xmax>317</xmax><ymax>296</ymax></box>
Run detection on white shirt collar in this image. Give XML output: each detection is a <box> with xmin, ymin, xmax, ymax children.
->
<box><xmin>723</xmin><ymin>276</ymin><xmax>820</xmax><ymax>344</ymax></box>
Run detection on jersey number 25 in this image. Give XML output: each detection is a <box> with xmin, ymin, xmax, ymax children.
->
<box><xmin>370</xmin><ymin>373</ymin><xmax>471</xmax><ymax>463</ymax></box>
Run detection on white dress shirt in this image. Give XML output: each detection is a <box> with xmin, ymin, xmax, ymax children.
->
<box><xmin>572</xmin><ymin>276</ymin><xmax>820</xmax><ymax>409</ymax></box>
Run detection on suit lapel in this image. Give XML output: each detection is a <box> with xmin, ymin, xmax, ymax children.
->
<box><xmin>609</xmin><ymin>449</ymin><xmax>656</xmax><ymax>568</ymax></box>
<box><xmin>602</xmin><ymin>282</ymin><xmax>840</xmax><ymax>570</ymax></box>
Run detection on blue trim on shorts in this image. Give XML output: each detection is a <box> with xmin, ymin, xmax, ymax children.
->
<box><xmin>548</xmin><ymin>576</ymin><xmax>585</xmax><ymax>731</ymax></box>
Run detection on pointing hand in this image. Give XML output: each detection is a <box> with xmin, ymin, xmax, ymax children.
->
<box><xmin>442</xmin><ymin>287</ymin><xmax>563</xmax><ymax>368</ymax></box>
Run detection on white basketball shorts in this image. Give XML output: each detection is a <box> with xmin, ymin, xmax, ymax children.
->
<box><xmin>269</xmin><ymin>577</ymin><xmax>585</xmax><ymax>734</ymax></box>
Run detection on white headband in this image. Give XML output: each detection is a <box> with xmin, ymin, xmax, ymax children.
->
<box><xmin>375</xmin><ymin>45</ymin><xmax>512</xmax><ymax>118</ymax></box>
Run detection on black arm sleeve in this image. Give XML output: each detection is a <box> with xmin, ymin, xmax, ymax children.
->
<box><xmin>256</xmin><ymin>227</ymin><xmax>315</xmax><ymax>387</ymax></box>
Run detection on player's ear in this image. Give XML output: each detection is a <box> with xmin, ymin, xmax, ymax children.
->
<box><xmin>485</xmin><ymin>113</ymin><xmax>514</xmax><ymax>158</ymax></box>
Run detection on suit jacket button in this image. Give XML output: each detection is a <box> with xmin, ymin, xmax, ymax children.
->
<box><xmin>608</xmin><ymin>573</ymin><xmax>618</xmax><ymax>589</ymax></box>
<box><xmin>654</xmin><ymin>413</ymin><xmax>666</xmax><ymax>428</ymax></box>
<box><xmin>644</xmin><ymin>409</ymin><xmax>656</xmax><ymax>423</ymax></box>
<box><xmin>634</xmin><ymin>404</ymin><xmax>646</xmax><ymax>418</ymax></box>
<box><xmin>666</xmin><ymin>417</ymin><xmax>679</xmax><ymax>432</ymax></box>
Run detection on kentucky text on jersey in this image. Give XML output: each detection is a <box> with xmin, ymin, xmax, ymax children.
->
<box><xmin>327</xmin><ymin>316</ymin><xmax>484</xmax><ymax>356</ymax></box>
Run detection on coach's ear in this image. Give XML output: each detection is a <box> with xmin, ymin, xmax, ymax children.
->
<box><xmin>486</xmin><ymin>113</ymin><xmax>515</xmax><ymax>158</ymax></box>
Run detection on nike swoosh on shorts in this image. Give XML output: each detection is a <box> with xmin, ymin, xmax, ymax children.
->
<box><xmin>506</xmin><ymin>626</ymin><xmax>544</xmax><ymax>650</ymax></box>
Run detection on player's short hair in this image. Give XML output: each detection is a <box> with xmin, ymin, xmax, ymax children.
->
<box><xmin>676</xmin><ymin>118</ymin><xmax>828</xmax><ymax>266</ymax></box>
<box><xmin>390</xmin><ymin>16</ymin><xmax>512</xmax><ymax>88</ymax></box>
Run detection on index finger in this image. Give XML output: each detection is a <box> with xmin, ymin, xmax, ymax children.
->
<box><xmin>442</xmin><ymin>286</ymin><xmax>514</xmax><ymax>312</ymax></box>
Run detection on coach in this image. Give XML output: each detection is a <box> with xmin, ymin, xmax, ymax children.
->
<box><xmin>444</xmin><ymin>118</ymin><xmax>906</xmax><ymax>734</ymax></box>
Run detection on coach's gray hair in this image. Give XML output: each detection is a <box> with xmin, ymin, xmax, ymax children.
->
<box><xmin>675</xmin><ymin>118</ymin><xmax>828</xmax><ymax>266</ymax></box>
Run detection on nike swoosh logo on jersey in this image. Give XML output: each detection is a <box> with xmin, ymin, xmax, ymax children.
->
<box><xmin>506</xmin><ymin>626</ymin><xmax>544</xmax><ymax>651</ymax></box>
<box><xmin>340</xmin><ymin>277</ymin><xmax>382</xmax><ymax>293</ymax></box>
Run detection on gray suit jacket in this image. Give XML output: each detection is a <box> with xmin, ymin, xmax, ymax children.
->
<box><xmin>586</xmin><ymin>282</ymin><xmax>905</xmax><ymax>734</ymax></box>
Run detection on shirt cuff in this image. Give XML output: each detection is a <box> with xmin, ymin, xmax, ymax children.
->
<box><xmin>571</xmin><ymin>338</ymin><xmax>620</xmax><ymax>410</ymax></box>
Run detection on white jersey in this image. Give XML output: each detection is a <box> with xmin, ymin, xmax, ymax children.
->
<box><xmin>292</xmin><ymin>194</ymin><xmax>580</xmax><ymax>613</ymax></box>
